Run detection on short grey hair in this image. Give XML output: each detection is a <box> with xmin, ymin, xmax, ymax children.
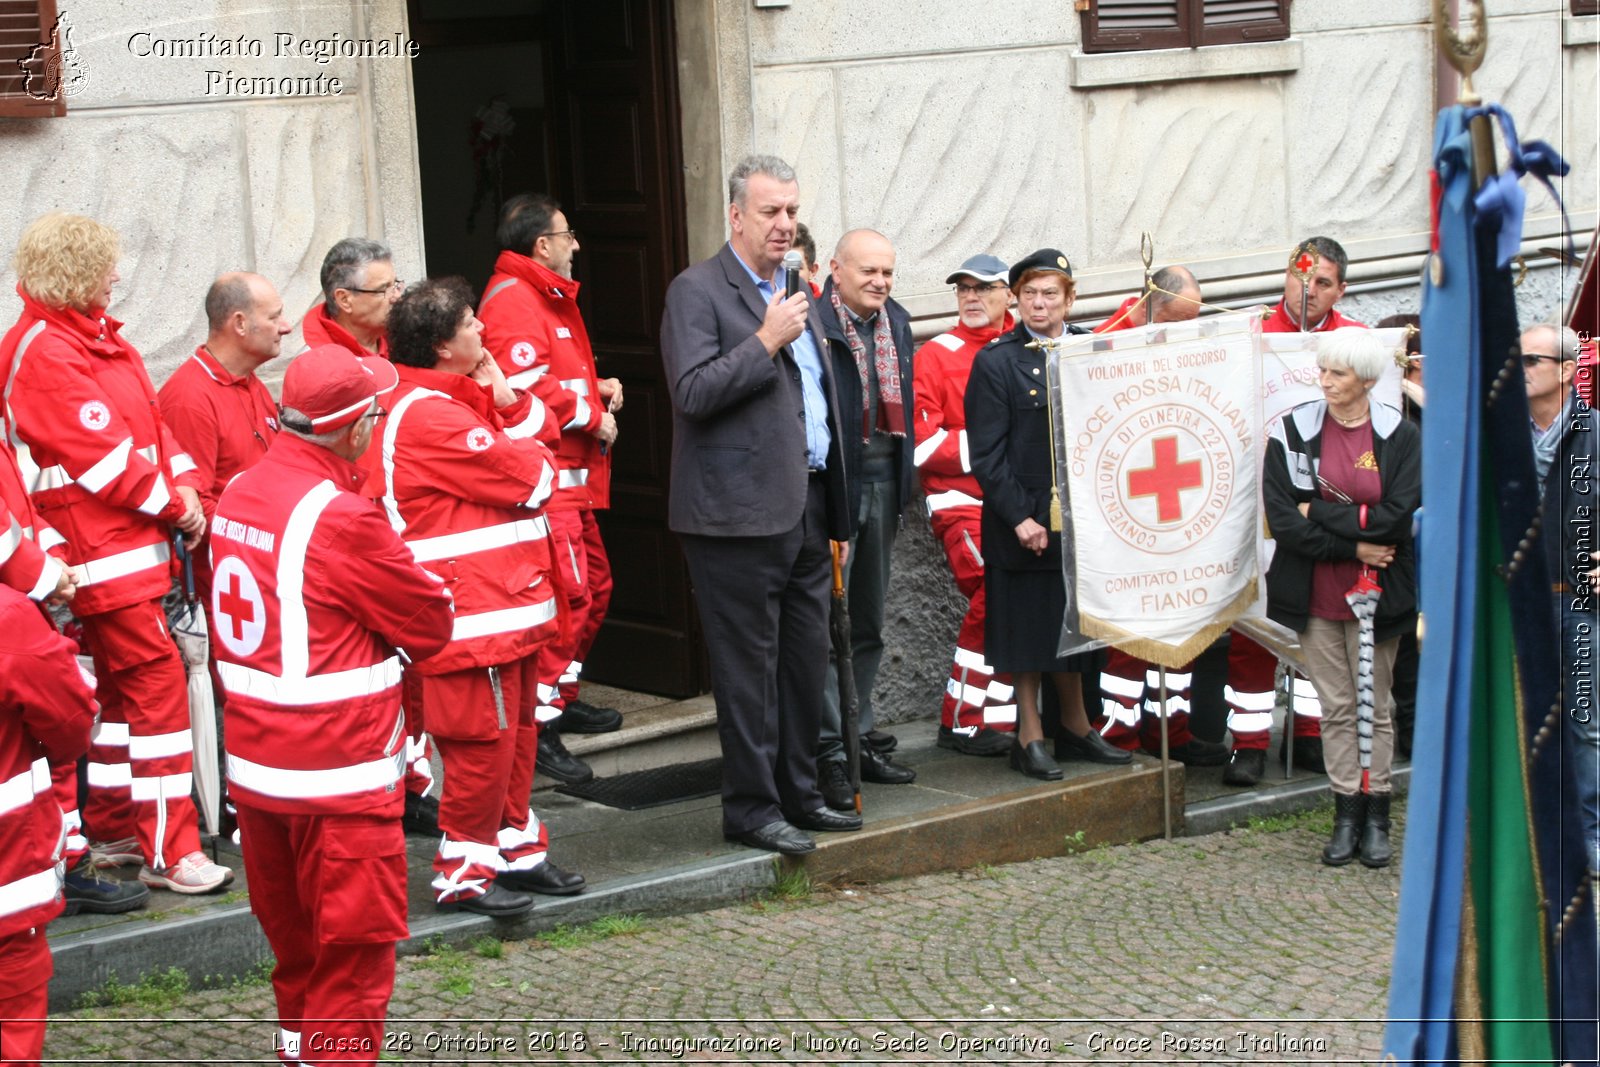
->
<box><xmin>1523</xmin><ymin>322</ymin><xmax>1581</xmax><ymax>362</ymax></box>
<box><xmin>728</xmin><ymin>154</ymin><xmax>796</xmax><ymax>208</ymax></box>
<box><xmin>1316</xmin><ymin>326</ymin><xmax>1390</xmax><ymax>382</ymax></box>
<box><xmin>205</xmin><ymin>273</ymin><xmax>255</xmax><ymax>333</ymax></box>
<box><xmin>276</xmin><ymin>399</ymin><xmax>376</xmax><ymax>446</ymax></box>
<box><xmin>319</xmin><ymin>237</ymin><xmax>392</xmax><ymax>305</ymax></box>
<box><xmin>1148</xmin><ymin>265</ymin><xmax>1199</xmax><ymax>318</ymax></box>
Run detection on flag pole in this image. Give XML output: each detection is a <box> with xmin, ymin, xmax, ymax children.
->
<box><xmin>1158</xmin><ymin>666</ymin><xmax>1172</xmax><ymax>840</ymax></box>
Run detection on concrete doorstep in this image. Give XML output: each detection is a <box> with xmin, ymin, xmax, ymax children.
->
<box><xmin>46</xmin><ymin>711</ymin><xmax>1385</xmax><ymax>1012</ymax></box>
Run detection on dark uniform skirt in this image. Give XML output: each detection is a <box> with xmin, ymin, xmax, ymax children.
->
<box><xmin>985</xmin><ymin>564</ymin><xmax>1098</xmax><ymax>674</ymax></box>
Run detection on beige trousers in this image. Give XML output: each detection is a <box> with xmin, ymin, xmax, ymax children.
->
<box><xmin>1301</xmin><ymin>617</ymin><xmax>1399</xmax><ymax>795</ymax></box>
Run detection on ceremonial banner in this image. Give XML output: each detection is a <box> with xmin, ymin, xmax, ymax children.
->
<box><xmin>1052</xmin><ymin>311</ymin><xmax>1260</xmax><ymax>667</ymax></box>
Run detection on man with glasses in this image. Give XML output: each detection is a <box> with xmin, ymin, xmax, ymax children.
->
<box><xmin>1526</xmin><ymin>323</ymin><xmax>1599</xmax><ymax>875</ymax></box>
<box><xmin>479</xmin><ymin>194</ymin><xmax>623</xmax><ymax>789</ymax></box>
<box><xmin>813</xmin><ymin>229</ymin><xmax>919</xmax><ymax>808</ymax></box>
<box><xmin>912</xmin><ymin>254</ymin><xmax>1019</xmax><ymax>757</ymax></box>
<box><xmin>300</xmin><ymin>238</ymin><xmax>442</xmax><ymax>833</ymax></box>
<box><xmin>301</xmin><ymin>237</ymin><xmax>402</xmax><ymax>360</ymax></box>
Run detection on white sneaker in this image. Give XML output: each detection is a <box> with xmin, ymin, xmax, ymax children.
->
<box><xmin>139</xmin><ymin>851</ymin><xmax>234</xmax><ymax>894</ymax></box>
<box><xmin>89</xmin><ymin>835</ymin><xmax>142</xmax><ymax>868</ymax></box>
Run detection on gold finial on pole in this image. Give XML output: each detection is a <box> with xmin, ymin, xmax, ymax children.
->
<box><xmin>1435</xmin><ymin>0</ymin><xmax>1495</xmax><ymax>187</ymax></box>
<box><xmin>1140</xmin><ymin>231</ymin><xmax>1155</xmax><ymax>296</ymax></box>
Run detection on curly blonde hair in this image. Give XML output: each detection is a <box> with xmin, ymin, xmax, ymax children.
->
<box><xmin>13</xmin><ymin>212</ymin><xmax>120</xmax><ymax>311</ymax></box>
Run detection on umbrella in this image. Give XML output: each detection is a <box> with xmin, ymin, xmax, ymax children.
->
<box><xmin>829</xmin><ymin>541</ymin><xmax>861</xmax><ymax>814</ymax></box>
<box><xmin>1343</xmin><ymin>565</ymin><xmax>1382</xmax><ymax>795</ymax></box>
<box><xmin>172</xmin><ymin>537</ymin><xmax>221</xmax><ymax>837</ymax></box>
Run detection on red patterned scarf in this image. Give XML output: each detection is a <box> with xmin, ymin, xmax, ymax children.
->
<box><xmin>829</xmin><ymin>288</ymin><xmax>906</xmax><ymax>442</ymax></box>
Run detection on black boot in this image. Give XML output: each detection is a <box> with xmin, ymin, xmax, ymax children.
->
<box><xmin>1359</xmin><ymin>793</ymin><xmax>1392</xmax><ymax>868</ymax></box>
<box><xmin>1322</xmin><ymin>792</ymin><xmax>1367</xmax><ymax>866</ymax></box>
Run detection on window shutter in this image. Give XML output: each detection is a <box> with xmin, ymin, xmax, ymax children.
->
<box><xmin>1199</xmin><ymin>0</ymin><xmax>1290</xmax><ymax>46</ymax></box>
<box><xmin>0</xmin><ymin>0</ymin><xmax>67</xmax><ymax>119</ymax></box>
<box><xmin>1080</xmin><ymin>0</ymin><xmax>1193</xmax><ymax>54</ymax></box>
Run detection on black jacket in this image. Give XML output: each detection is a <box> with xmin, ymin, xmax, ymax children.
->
<box><xmin>816</xmin><ymin>280</ymin><xmax>916</xmax><ymax>524</ymax></box>
<box><xmin>964</xmin><ymin>321</ymin><xmax>1088</xmax><ymax>573</ymax></box>
<box><xmin>1543</xmin><ymin>388</ymin><xmax>1597</xmax><ymax>602</ymax></box>
<box><xmin>1262</xmin><ymin>399</ymin><xmax>1421</xmax><ymax>643</ymax></box>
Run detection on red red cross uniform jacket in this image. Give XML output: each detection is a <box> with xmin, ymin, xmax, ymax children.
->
<box><xmin>377</xmin><ymin>367</ymin><xmax>559</xmax><ymax>687</ymax></box>
<box><xmin>0</xmin><ymin>585</ymin><xmax>96</xmax><ymax>938</ymax></box>
<box><xmin>158</xmin><ymin>346</ymin><xmax>280</xmax><ymax>605</ymax></box>
<box><xmin>0</xmin><ymin>293</ymin><xmax>203</xmax><ymax>615</ymax></box>
<box><xmin>300</xmin><ymin>304</ymin><xmax>394</xmax><ymax>503</ymax></box>
<box><xmin>0</xmin><ymin>438</ymin><xmax>66</xmax><ymax>602</ymax></box>
<box><xmin>478</xmin><ymin>251</ymin><xmax>610</xmax><ymax>511</ymax></box>
<box><xmin>1263</xmin><ymin>304</ymin><xmax>1367</xmax><ymax>334</ymax></box>
<box><xmin>912</xmin><ymin>316</ymin><xmax>1018</xmax><ymax>734</ymax></box>
<box><xmin>210</xmin><ymin>433</ymin><xmax>454</xmax><ymax>815</ymax></box>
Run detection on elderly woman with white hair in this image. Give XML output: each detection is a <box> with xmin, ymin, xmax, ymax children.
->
<box><xmin>1262</xmin><ymin>327</ymin><xmax>1420</xmax><ymax>868</ymax></box>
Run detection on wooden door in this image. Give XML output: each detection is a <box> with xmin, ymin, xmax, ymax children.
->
<box><xmin>545</xmin><ymin>0</ymin><xmax>702</xmax><ymax>696</ymax></box>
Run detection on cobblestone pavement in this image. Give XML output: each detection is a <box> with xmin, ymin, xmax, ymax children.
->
<box><xmin>44</xmin><ymin>806</ymin><xmax>1399</xmax><ymax>1065</ymax></box>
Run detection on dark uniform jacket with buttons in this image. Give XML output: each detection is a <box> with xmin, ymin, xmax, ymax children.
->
<box><xmin>965</xmin><ymin>321</ymin><xmax>1088</xmax><ymax>573</ymax></box>
<box><xmin>661</xmin><ymin>242</ymin><xmax>852</xmax><ymax>540</ymax></box>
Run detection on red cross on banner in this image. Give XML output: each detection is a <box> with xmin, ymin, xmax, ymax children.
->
<box><xmin>1126</xmin><ymin>435</ymin><xmax>1203</xmax><ymax>524</ymax></box>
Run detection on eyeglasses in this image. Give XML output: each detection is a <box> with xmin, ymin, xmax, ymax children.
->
<box><xmin>1521</xmin><ymin>354</ymin><xmax>1566</xmax><ymax>368</ymax></box>
<box><xmin>954</xmin><ymin>282</ymin><xmax>1006</xmax><ymax>296</ymax></box>
<box><xmin>346</xmin><ymin>280</ymin><xmax>405</xmax><ymax>296</ymax></box>
<box><xmin>538</xmin><ymin>229</ymin><xmax>579</xmax><ymax>242</ymax></box>
<box><xmin>363</xmin><ymin>406</ymin><xmax>388</xmax><ymax>422</ymax></box>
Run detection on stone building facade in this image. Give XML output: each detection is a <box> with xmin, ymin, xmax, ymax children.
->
<box><xmin>0</xmin><ymin>0</ymin><xmax>1594</xmax><ymax>717</ymax></box>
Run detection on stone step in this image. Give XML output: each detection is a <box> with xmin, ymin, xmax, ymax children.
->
<box><xmin>537</xmin><ymin>688</ymin><xmax>719</xmax><ymax>786</ymax></box>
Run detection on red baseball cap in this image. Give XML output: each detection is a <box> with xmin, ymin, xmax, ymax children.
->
<box><xmin>281</xmin><ymin>344</ymin><xmax>398</xmax><ymax>432</ymax></box>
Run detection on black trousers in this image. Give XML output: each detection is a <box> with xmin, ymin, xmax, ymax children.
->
<box><xmin>680</xmin><ymin>476</ymin><xmax>831</xmax><ymax>835</ymax></box>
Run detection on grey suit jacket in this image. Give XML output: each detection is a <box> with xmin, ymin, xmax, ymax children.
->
<box><xmin>661</xmin><ymin>243</ymin><xmax>851</xmax><ymax>539</ymax></box>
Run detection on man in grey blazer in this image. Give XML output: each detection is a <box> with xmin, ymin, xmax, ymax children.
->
<box><xmin>660</xmin><ymin>155</ymin><xmax>860</xmax><ymax>854</ymax></box>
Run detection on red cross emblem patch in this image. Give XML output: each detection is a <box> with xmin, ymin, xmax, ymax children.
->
<box><xmin>211</xmin><ymin>555</ymin><xmax>266</xmax><ymax>657</ymax></box>
<box><xmin>510</xmin><ymin>341</ymin><xmax>536</xmax><ymax>368</ymax></box>
<box><xmin>78</xmin><ymin>400</ymin><xmax>111</xmax><ymax>431</ymax></box>
<box><xmin>465</xmin><ymin>427</ymin><xmax>494</xmax><ymax>452</ymax></box>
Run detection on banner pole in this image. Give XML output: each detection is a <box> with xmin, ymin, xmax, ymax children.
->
<box><xmin>1159</xmin><ymin>666</ymin><xmax>1172</xmax><ymax>840</ymax></box>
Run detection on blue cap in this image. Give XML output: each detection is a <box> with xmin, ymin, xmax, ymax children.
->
<box><xmin>945</xmin><ymin>254</ymin><xmax>1009</xmax><ymax>285</ymax></box>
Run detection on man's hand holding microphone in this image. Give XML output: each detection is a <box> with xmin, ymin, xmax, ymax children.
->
<box><xmin>757</xmin><ymin>250</ymin><xmax>811</xmax><ymax>358</ymax></box>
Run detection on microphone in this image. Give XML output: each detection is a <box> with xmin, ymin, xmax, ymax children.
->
<box><xmin>783</xmin><ymin>250</ymin><xmax>805</xmax><ymax>298</ymax></box>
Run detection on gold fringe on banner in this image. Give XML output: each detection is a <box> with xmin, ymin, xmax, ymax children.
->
<box><xmin>1078</xmin><ymin>577</ymin><xmax>1259</xmax><ymax>669</ymax></box>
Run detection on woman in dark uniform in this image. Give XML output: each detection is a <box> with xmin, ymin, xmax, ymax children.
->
<box><xmin>965</xmin><ymin>250</ymin><xmax>1131</xmax><ymax>780</ymax></box>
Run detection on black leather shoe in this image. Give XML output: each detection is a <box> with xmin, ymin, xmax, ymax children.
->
<box><xmin>1056</xmin><ymin>728</ymin><xmax>1133</xmax><ymax>765</ymax></box>
<box><xmin>860</xmin><ymin>748</ymin><xmax>916</xmax><ymax>784</ymax></box>
<box><xmin>437</xmin><ymin>883</ymin><xmax>535</xmax><ymax>918</ymax></box>
<box><xmin>499</xmin><ymin>860</ymin><xmax>587</xmax><ymax>896</ymax></box>
<box><xmin>862</xmin><ymin>729</ymin><xmax>898</xmax><ymax>754</ymax></box>
<box><xmin>537</xmin><ymin>730</ymin><xmax>594</xmax><ymax>785</ymax></box>
<box><xmin>724</xmin><ymin>819</ymin><xmax>816</xmax><ymax>855</ymax></box>
<box><xmin>557</xmin><ymin>698</ymin><xmax>623</xmax><ymax>734</ymax></box>
<box><xmin>402</xmin><ymin>791</ymin><xmax>441</xmax><ymax>837</ymax></box>
<box><xmin>1280</xmin><ymin>735</ymin><xmax>1327</xmax><ymax>774</ymax></box>
<box><xmin>818</xmin><ymin>759</ymin><xmax>855</xmax><ymax>811</ymax></box>
<box><xmin>789</xmin><ymin>806</ymin><xmax>863</xmax><ymax>832</ymax></box>
<box><xmin>938</xmin><ymin>725</ymin><xmax>1014</xmax><ymax>757</ymax></box>
<box><xmin>1222</xmin><ymin>747</ymin><xmax>1266</xmax><ymax>787</ymax></box>
<box><xmin>1322</xmin><ymin>791</ymin><xmax>1366</xmax><ymax>866</ymax></box>
<box><xmin>1159</xmin><ymin>737</ymin><xmax>1231</xmax><ymax>767</ymax></box>
<box><xmin>1009</xmin><ymin>739</ymin><xmax>1063</xmax><ymax>781</ymax></box>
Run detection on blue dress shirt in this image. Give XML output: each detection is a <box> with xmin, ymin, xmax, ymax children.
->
<box><xmin>728</xmin><ymin>245</ymin><xmax>831</xmax><ymax>470</ymax></box>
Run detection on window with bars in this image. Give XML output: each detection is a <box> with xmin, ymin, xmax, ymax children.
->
<box><xmin>0</xmin><ymin>0</ymin><xmax>69</xmax><ymax>118</ymax></box>
<box><xmin>1079</xmin><ymin>0</ymin><xmax>1291</xmax><ymax>54</ymax></box>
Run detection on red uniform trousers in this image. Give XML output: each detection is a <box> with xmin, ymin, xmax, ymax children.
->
<box><xmin>427</xmin><ymin>659</ymin><xmax>548</xmax><ymax>904</ymax></box>
<box><xmin>79</xmin><ymin>600</ymin><xmax>200</xmax><ymax>869</ymax></box>
<box><xmin>235</xmin><ymin>805</ymin><xmax>405</xmax><ymax>1065</ymax></box>
<box><xmin>538</xmin><ymin>510</ymin><xmax>593</xmax><ymax>722</ymax></box>
<box><xmin>932</xmin><ymin>513</ymin><xmax>1016</xmax><ymax>733</ymax></box>
<box><xmin>0</xmin><ymin>928</ymin><xmax>49</xmax><ymax>1067</ymax></box>
<box><xmin>1224</xmin><ymin>633</ymin><xmax>1322</xmax><ymax>751</ymax></box>
<box><xmin>558</xmin><ymin>510</ymin><xmax>612</xmax><ymax>705</ymax></box>
<box><xmin>1097</xmin><ymin>649</ymin><xmax>1197</xmax><ymax>752</ymax></box>
<box><xmin>49</xmin><ymin>762</ymin><xmax>86</xmax><ymax>870</ymax></box>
